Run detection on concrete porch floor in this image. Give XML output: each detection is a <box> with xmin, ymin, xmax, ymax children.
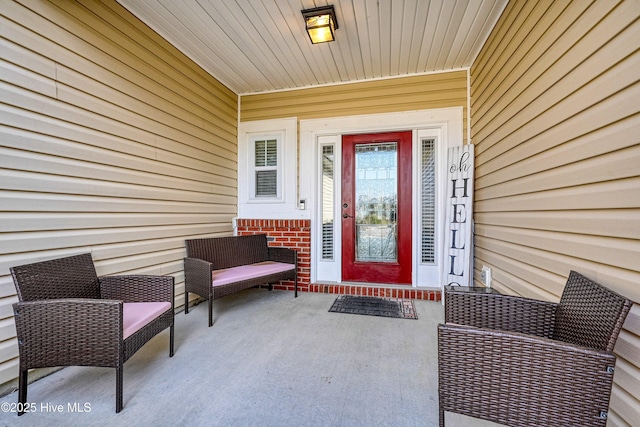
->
<box><xmin>0</xmin><ymin>289</ymin><xmax>501</xmax><ymax>427</ymax></box>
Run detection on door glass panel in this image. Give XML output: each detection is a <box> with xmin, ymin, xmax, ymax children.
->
<box><xmin>354</xmin><ymin>142</ymin><xmax>398</xmax><ymax>262</ymax></box>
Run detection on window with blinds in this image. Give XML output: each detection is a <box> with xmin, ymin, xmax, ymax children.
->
<box><xmin>421</xmin><ymin>138</ymin><xmax>436</xmax><ymax>263</ymax></box>
<box><xmin>254</xmin><ymin>139</ymin><xmax>278</xmax><ymax>197</ymax></box>
<box><xmin>321</xmin><ymin>145</ymin><xmax>334</xmax><ymax>259</ymax></box>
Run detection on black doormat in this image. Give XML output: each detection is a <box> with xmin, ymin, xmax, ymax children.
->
<box><xmin>328</xmin><ymin>295</ymin><xmax>418</xmax><ymax>319</ymax></box>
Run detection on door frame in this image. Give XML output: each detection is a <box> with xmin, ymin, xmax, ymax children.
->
<box><xmin>299</xmin><ymin>107</ymin><xmax>464</xmax><ymax>288</ymax></box>
<box><xmin>341</xmin><ymin>131</ymin><xmax>413</xmax><ymax>284</ymax></box>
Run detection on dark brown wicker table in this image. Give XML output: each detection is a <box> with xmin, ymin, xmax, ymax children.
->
<box><xmin>444</xmin><ymin>285</ymin><xmax>500</xmax><ymax>294</ymax></box>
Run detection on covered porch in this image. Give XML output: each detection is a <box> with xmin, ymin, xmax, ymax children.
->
<box><xmin>1</xmin><ymin>0</ymin><xmax>638</xmax><ymax>425</ymax></box>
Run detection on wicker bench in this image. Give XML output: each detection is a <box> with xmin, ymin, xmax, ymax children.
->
<box><xmin>184</xmin><ymin>234</ymin><xmax>298</xmax><ymax>326</ymax></box>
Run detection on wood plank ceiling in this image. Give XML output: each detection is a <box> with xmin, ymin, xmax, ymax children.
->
<box><xmin>116</xmin><ymin>0</ymin><xmax>508</xmax><ymax>95</ymax></box>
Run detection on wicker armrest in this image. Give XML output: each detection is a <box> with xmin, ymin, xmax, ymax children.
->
<box><xmin>13</xmin><ymin>299</ymin><xmax>123</xmax><ymax>367</ymax></box>
<box><xmin>445</xmin><ymin>291</ymin><xmax>558</xmax><ymax>337</ymax></box>
<box><xmin>100</xmin><ymin>275</ymin><xmax>174</xmax><ymax>304</ymax></box>
<box><xmin>268</xmin><ymin>247</ymin><xmax>297</xmax><ymax>265</ymax></box>
<box><xmin>183</xmin><ymin>257</ymin><xmax>214</xmax><ymax>298</ymax></box>
<box><xmin>438</xmin><ymin>323</ymin><xmax>616</xmax><ymax>426</ymax></box>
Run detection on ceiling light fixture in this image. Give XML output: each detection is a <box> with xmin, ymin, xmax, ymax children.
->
<box><xmin>301</xmin><ymin>5</ymin><xmax>338</xmax><ymax>44</ymax></box>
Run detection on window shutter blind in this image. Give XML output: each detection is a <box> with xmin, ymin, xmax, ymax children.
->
<box><xmin>255</xmin><ymin>139</ymin><xmax>277</xmax><ymax>167</ymax></box>
<box><xmin>321</xmin><ymin>145</ymin><xmax>334</xmax><ymax>259</ymax></box>
<box><xmin>421</xmin><ymin>138</ymin><xmax>436</xmax><ymax>263</ymax></box>
<box><xmin>255</xmin><ymin>139</ymin><xmax>278</xmax><ymax>197</ymax></box>
<box><xmin>256</xmin><ymin>170</ymin><xmax>277</xmax><ymax>196</ymax></box>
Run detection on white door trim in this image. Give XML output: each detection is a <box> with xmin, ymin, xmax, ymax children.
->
<box><xmin>299</xmin><ymin>107</ymin><xmax>463</xmax><ymax>287</ymax></box>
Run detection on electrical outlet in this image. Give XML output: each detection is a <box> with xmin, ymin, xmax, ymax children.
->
<box><xmin>481</xmin><ymin>266</ymin><xmax>492</xmax><ymax>288</ymax></box>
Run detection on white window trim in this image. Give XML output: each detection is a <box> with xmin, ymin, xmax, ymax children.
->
<box><xmin>238</xmin><ymin>117</ymin><xmax>300</xmax><ymax>219</ymax></box>
<box><xmin>414</xmin><ymin>127</ymin><xmax>445</xmax><ymax>287</ymax></box>
<box><xmin>249</xmin><ymin>134</ymin><xmax>282</xmax><ymax>200</ymax></box>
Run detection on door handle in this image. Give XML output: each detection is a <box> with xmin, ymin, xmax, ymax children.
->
<box><xmin>342</xmin><ymin>203</ymin><xmax>353</xmax><ymax>218</ymax></box>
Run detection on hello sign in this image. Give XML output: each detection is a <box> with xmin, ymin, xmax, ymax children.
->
<box><xmin>443</xmin><ymin>144</ymin><xmax>474</xmax><ymax>288</ymax></box>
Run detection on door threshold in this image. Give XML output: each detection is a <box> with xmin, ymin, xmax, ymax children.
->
<box><xmin>340</xmin><ymin>281</ymin><xmax>412</xmax><ymax>288</ymax></box>
<box><xmin>318</xmin><ymin>281</ymin><xmax>439</xmax><ymax>290</ymax></box>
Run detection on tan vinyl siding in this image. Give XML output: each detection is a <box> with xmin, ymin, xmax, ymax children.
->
<box><xmin>0</xmin><ymin>0</ymin><xmax>237</xmax><ymax>386</ymax></box>
<box><xmin>471</xmin><ymin>0</ymin><xmax>640</xmax><ymax>425</ymax></box>
<box><xmin>240</xmin><ymin>71</ymin><xmax>469</xmax><ymax>143</ymax></box>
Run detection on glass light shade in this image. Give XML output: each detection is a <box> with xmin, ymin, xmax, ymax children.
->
<box><xmin>305</xmin><ymin>14</ymin><xmax>335</xmax><ymax>44</ymax></box>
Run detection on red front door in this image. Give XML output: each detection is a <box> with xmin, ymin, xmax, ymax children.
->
<box><xmin>341</xmin><ymin>131</ymin><xmax>412</xmax><ymax>284</ymax></box>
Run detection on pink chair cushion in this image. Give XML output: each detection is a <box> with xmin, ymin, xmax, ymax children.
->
<box><xmin>211</xmin><ymin>261</ymin><xmax>295</xmax><ymax>287</ymax></box>
<box><xmin>123</xmin><ymin>302</ymin><xmax>171</xmax><ymax>339</ymax></box>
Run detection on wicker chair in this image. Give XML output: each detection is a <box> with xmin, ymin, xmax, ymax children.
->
<box><xmin>10</xmin><ymin>253</ymin><xmax>175</xmax><ymax>415</ymax></box>
<box><xmin>438</xmin><ymin>271</ymin><xmax>632</xmax><ymax>427</ymax></box>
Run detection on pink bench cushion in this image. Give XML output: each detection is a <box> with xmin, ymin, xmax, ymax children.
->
<box><xmin>211</xmin><ymin>261</ymin><xmax>295</xmax><ymax>287</ymax></box>
<box><xmin>123</xmin><ymin>302</ymin><xmax>171</xmax><ymax>339</ymax></box>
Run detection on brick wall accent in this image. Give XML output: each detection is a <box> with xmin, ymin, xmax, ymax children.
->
<box><xmin>236</xmin><ymin>219</ymin><xmax>311</xmax><ymax>292</ymax></box>
<box><xmin>236</xmin><ymin>218</ymin><xmax>441</xmax><ymax>302</ymax></box>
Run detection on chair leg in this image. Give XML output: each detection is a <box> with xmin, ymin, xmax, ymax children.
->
<box><xmin>116</xmin><ymin>365</ymin><xmax>123</xmax><ymax>413</ymax></box>
<box><xmin>17</xmin><ymin>368</ymin><xmax>28</xmax><ymax>416</ymax></box>
<box><xmin>169</xmin><ymin>324</ymin><xmax>175</xmax><ymax>357</ymax></box>
<box><xmin>439</xmin><ymin>407</ymin><xmax>445</xmax><ymax>427</ymax></box>
<box><xmin>184</xmin><ymin>291</ymin><xmax>189</xmax><ymax>314</ymax></box>
<box><xmin>208</xmin><ymin>298</ymin><xmax>213</xmax><ymax>327</ymax></box>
